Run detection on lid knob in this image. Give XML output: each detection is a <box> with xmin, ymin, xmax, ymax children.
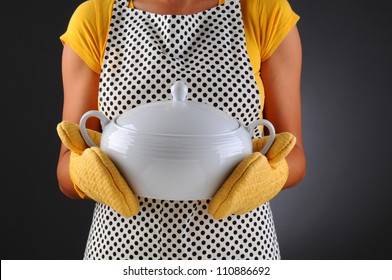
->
<box><xmin>171</xmin><ymin>81</ymin><xmax>188</xmax><ymax>101</ymax></box>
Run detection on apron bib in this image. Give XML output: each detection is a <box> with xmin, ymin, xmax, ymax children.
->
<box><xmin>84</xmin><ymin>0</ymin><xmax>280</xmax><ymax>260</ymax></box>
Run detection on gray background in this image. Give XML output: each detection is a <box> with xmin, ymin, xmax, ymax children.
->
<box><xmin>1</xmin><ymin>0</ymin><xmax>391</xmax><ymax>259</ymax></box>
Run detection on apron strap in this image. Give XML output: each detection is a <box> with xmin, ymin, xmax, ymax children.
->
<box><xmin>128</xmin><ymin>0</ymin><xmax>226</xmax><ymax>9</ymax></box>
<box><xmin>116</xmin><ymin>0</ymin><xmax>131</xmax><ymax>8</ymax></box>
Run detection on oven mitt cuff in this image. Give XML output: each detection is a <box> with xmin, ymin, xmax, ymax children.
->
<box><xmin>57</xmin><ymin>121</ymin><xmax>140</xmax><ymax>218</ymax></box>
<box><xmin>57</xmin><ymin>121</ymin><xmax>101</xmax><ymax>155</ymax></box>
<box><xmin>208</xmin><ymin>132</ymin><xmax>296</xmax><ymax>220</ymax></box>
<box><xmin>252</xmin><ymin>132</ymin><xmax>296</xmax><ymax>165</ymax></box>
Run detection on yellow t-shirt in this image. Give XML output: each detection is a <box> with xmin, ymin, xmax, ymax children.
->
<box><xmin>60</xmin><ymin>0</ymin><xmax>299</xmax><ymax>95</ymax></box>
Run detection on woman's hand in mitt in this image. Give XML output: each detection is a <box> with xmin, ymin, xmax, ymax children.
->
<box><xmin>208</xmin><ymin>132</ymin><xmax>296</xmax><ymax>220</ymax></box>
<box><xmin>56</xmin><ymin>121</ymin><xmax>140</xmax><ymax>218</ymax></box>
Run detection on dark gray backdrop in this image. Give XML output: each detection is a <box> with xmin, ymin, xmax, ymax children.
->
<box><xmin>1</xmin><ymin>0</ymin><xmax>391</xmax><ymax>259</ymax></box>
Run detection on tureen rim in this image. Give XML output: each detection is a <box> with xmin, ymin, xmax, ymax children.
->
<box><xmin>112</xmin><ymin>114</ymin><xmax>246</xmax><ymax>138</ymax></box>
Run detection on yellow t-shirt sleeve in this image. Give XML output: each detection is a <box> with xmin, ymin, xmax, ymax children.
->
<box><xmin>59</xmin><ymin>0</ymin><xmax>113</xmax><ymax>73</ymax></box>
<box><xmin>257</xmin><ymin>0</ymin><xmax>300</xmax><ymax>62</ymax></box>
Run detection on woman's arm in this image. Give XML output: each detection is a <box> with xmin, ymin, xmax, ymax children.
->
<box><xmin>261</xmin><ymin>25</ymin><xmax>306</xmax><ymax>189</ymax></box>
<box><xmin>56</xmin><ymin>44</ymin><xmax>101</xmax><ymax>199</ymax></box>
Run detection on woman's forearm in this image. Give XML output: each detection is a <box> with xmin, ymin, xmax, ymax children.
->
<box><xmin>56</xmin><ymin>147</ymin><xmax>82</xmax><ymax>199</ymax></box>
<box><xmin>283</xmin><ymin>144</ymin><xmax>306</xmax><ymax>189</ymax></box>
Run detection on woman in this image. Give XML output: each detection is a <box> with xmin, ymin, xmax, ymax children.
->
<box><xmin>57</xmin><ymin>0</ymin><xmax>306</xmax><ymax>259</ymax></box>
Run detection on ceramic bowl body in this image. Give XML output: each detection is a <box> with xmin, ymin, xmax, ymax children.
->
<box><xmin>99</xmin><ymin>120</ymin><xmax>253</xmax><ymax>200</ymax></box>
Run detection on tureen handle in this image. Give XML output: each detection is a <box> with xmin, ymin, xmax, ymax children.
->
<box><xmin>246</xmin><ymin>119</ymin><xmax>276</xmax><ymax>155</ymax></box>
<box><xmin>79</xmin><ymin>110</ymin><xmax>110</xmax><ymax>147</ymax></box>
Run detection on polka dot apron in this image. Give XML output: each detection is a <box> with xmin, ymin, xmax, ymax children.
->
<box><xmin>84</xmin><ymin>0</ymin><xmax>281</xmax><ymax>260</ymax></box>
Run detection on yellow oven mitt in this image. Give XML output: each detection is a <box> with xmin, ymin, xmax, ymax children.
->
<box><xmin>56</xmin><ymin>121</ymin><xmax>139</xmax><ymax>218</ymax></box>
<box><xmin>208</xmin><ymin>132</ymin><xmax>296</xmax><ymax>219</ymax></box>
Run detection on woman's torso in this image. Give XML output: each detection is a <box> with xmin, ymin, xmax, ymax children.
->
<box><xmin>60</xmin><ymin>0</ymin><xmax>300</xmax><ymax>260</ymax></box>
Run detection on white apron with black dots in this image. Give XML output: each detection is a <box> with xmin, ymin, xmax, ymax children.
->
<box><xmin>84</xmin><ymin>0</ymin><xmax>281</xmax><ymax>260</ymax></box>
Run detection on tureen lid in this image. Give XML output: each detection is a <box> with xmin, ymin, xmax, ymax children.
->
<box><xmin>115</xmin><ymin>81</ymin><xmax>240</xmax><ymax>135</ymax></box>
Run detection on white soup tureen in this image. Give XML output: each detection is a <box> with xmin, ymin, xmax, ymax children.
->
<box><xmin>79</xmin><ymin>81</ymin><xmax>275</xmax><ymax>200</ymax></box>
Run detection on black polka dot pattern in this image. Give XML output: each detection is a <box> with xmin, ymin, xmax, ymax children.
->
<box><xmin>99</xmin><ymin>0</ymin><xmax>261</xmax><ymax>135</ymax></box>
<box><xmin>85</xmin><ymin>200</ymin><xmax>280</xmax><ymax>260</ymax></box>
<box><xmin>85</xmin><ymin>0</ymin><xmax>280</xmax><ymax>259</ymax></box>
